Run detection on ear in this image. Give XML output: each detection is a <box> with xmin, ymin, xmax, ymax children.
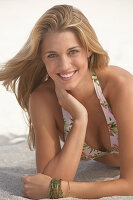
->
<box><xmin>87</xmin><ymin>50</ymin><xmax>92</xmax><ymax>58</ymax></box>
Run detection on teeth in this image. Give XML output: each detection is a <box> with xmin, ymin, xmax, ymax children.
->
<box><xmin>59</xmin><ymin>71</ymin><xmax>75</xmax><ymax>78</ymax></box>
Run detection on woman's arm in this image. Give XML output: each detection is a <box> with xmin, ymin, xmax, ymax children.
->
<box><xmin>21</xmin><ymin>173</ymin><xmax>132</xmax><ymax>199</ymax></box>
<box><xmin>22</xmin><ymin>71</ymin><xmax>133</xmax><ymax>199</ymax></box>
<box><xmin>61</xmin><ymin>76</ymin><xmax>133</xmax><ymax>198</ymax></box>
<box><xmin>62</xmin><ymin>178</ymin><xmax>132</xmax><ymax>198</ymax></box>
<box><xmin>43</xmin><ymin>117</ymin><xmax>88</xmax><ymax>181</ymax></box>
<box><xmin>29</xmin><ymin>86</ymin><xmax>88</xmax><ymax>181</ymax></box>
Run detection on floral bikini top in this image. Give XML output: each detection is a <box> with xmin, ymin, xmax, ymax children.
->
<box><xmin>61</xmin><ymin>71</ymin><xmax>119</xmax><ymax>161</ymax></box>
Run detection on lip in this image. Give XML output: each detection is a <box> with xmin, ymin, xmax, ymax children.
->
<box><xmin>57</xmin><ymin>70</ymin><xmax>78</xmax><ymax>81</ymax></box>
<box><xmin>57</xmin><ymin>70</ymin><xmax>76</xmax><ymax>76</ymax></box>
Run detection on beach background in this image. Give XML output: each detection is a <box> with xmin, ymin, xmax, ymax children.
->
<box><xmin>0</xmin><ymin>0</ymin><xmax>133</xmax><ymax>199</ymax></box>
<box><xmin>0</xmin><ymin>0</ymin><xmax>133</xmax><ymax>144</ymax></box>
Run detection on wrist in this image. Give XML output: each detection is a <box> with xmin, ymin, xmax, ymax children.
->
<box><xmin>62</xmin><ymin>180</ymin><xmax>72</xmax><ymax>198</ymax></box>
<box><xmin>74</xmin><ymin>113</ymin><xmax>88</xmax><ymax>126</ymax></box>
<box><xmin>76</xmin><ymin>110</ymin><xmax>88</xmax><ymax>120</ymax></box>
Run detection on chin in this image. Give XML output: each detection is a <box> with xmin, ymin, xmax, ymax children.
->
<box><xmin>63</xmin><ymin>84</ymin><xmax>77</xmax><ymax>92</ymax></box>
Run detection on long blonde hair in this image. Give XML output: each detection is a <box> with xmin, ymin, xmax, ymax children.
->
<box><xmin>0</xmin><ymin>4</ymin><xmax>109</xmax><ymax>149</ymax></box>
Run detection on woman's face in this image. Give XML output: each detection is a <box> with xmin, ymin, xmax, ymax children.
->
<box><xmin>41</xmin><ymin>30</ymin><xmax>92</xmax><ymax>90</ymax></box>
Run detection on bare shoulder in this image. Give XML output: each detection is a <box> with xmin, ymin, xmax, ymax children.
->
<box><xmin>30</xmin><ymin>78</ymin><xmax>56</xmax><ymax>104</ymax></box>
<box><xmin>103</xmin><ymin>67</ymin><xmax>133</xmax><ymax>182</ymax></box>
<box><xmin>29</xmin><ymin>78</ymin><xmax>61</xmax><ymax>117</ymax></box>
<box><xmin>29</xmin><ymin>79</ymin><xmax>65</xmax><ymax>172</ymax></box>
<box><xmin>98</xmin><ymin>65</ymin><xmax>133</xmax><ymax>100</ymax></box>
<box><xmin>29</xmin><ymin>79</ymin><xmax>56</xmax><ymax>129</ymax></box>
<box><xmin>106</xmin><ymin>65</ymin><xmax>132</xmax><ymax>83</ymax></box>
<box><xmin>29</xmin><ymin>78</ymin><xmax>64</xmax><ymax>141</ymax></box>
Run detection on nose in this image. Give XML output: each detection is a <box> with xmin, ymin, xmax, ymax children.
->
<box><xmin>58</xmin><ymin>55</ymin><xmax>71</xmax><ymax>71</ymax></box>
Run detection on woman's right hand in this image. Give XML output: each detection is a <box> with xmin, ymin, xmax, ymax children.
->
<box><xmin>54</xmin><ymin>82</ymin><xmax>88</xmax><ymax>121</ymax></box>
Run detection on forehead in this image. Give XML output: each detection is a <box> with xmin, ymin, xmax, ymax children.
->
<box><xmin>41</xmin><ymin>31</ymin><xmax>81</xmax><ymax>52</ymax></box>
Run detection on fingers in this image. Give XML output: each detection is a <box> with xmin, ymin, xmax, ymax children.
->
<box><xmin>21</xmin><ymin>176</ymin><xmax>31</xmax><ymax>198</ymax></box>
<box><xmin>54</xmin><ymin>81</ymin><xmax>66</xmax><ymax>92</ymax></box>
<box><xmin>21</xmin><ymin>189</ymin><xmax>26</xmax><ymax>197</ymax></box>
<box><xmin>54</xmin><ymin>80</ymin><xmax>61</xmax><ymax>87</ymax></box>
<box><xmin>21</xmin><ymin>176</ymin><xmax>27</xmax><ymax>183</ymax></box>
<box><xmin>21</xmin><ymin>187</ymin><xmax>30</xmax><ymax>199</ymax></box>
<box><xmin>21</xmin><ymin>174</ymin><xmax>35</xmax><ymax>183</ymax></box>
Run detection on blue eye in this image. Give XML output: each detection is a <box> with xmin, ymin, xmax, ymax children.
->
<box><xmin>48</xmin><ymin>54</ymin><xmax>56</xmax><ymax>58</ymax></box>
<box><xmin>69</xmin><ymin>50</ymin><xmax>78</xmax><ymax>54</ymax></box>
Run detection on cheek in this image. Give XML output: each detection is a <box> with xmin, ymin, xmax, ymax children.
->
<box><xmin>81</xmin><ymin>55</ymin><xmax>89</xmax><ymax>68</ymax></box>
<box><xmin>74</xmin><ymin>56</ymin><xmax>88</xmax><ymax>69</ymax></box>
<box><xmin>44</xmin><ymin>62</ymin><xmax>57</xmax><ymax>80</ymax></box>
<box><xmin>43</xmin><ymin>60</ymin><xmax>54</xmax><ymax>74</ymax></box>
<box><xmin>72</xmin><ymin>57</ymin><xmax>81</xmax><ymax>66</ymax></box>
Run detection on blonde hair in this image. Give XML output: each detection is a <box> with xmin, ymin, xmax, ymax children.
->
<box><xmin>0</xmin><ymin>4</ymin><xmax>109</xmax><ymax>149</ymax></box>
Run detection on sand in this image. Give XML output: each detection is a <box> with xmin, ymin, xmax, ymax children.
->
<box><xmin>0</xmin><ymin>137</ymin><xmax>133</xmax><ymax>199</ymax></box>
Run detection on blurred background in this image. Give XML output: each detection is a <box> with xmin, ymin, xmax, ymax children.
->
<box><xmin>0</xmin><ymin>0</ymin><xmax>133</xmax><ymax>144</ymax></box>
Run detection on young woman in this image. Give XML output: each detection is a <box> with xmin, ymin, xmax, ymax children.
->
<box><xmin>1</xmin><ymin>4</ymin><xmax>133</xmax><ymax>199</ymax></box>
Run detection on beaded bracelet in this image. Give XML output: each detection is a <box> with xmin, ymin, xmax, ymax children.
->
<box><xmin>48</xmin><ymin>178</ymin><xmax>71</xmax><ymax>198</ymax></box>
<box><xmin>67</xmin><ymin>181</ymin><xmax>70</xmax><ymax>197</ymax></box>
<box><xmin>48</xmin><ymin>178</ymin><xmax>63</xmax><ymax>198</ymax></box>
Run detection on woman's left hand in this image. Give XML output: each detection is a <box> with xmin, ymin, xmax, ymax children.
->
<box><xmin>21</xmin><ymin>173</ymin><xmax>52</xmax><ymax>199</ymax></box>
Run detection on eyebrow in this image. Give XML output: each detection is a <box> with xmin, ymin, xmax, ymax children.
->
<box><xmin>43</xmin><ymin>46</ymin><xmax>80</xmax><ymax>55</ymax></box>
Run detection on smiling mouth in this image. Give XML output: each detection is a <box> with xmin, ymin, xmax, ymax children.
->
<box><xmin>57</xmin><ymin>70</ymin><xmax>77</xmax><ymax>78</ymax></box>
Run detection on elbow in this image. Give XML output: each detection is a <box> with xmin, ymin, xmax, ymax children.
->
<box><xmin>127</xmin><ymin>181</ymin><xmax>133</xmax><ymax>196</ymax></box>
<box><xmin>120</xmin><ymin>178</ymin><xmax>133</xmax><ymax>196</ymax></box>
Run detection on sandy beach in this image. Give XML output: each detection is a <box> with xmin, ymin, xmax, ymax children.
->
<box><xmin>0</xmin><ymin>0</ymin><xmax>133</xmax><ymax>199</ymax></box>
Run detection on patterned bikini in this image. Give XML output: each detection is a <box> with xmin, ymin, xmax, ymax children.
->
<box><xmin>61</xmin><ymin>71</ymin><xmax>119</xmax><ymax>161</ymax></box>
